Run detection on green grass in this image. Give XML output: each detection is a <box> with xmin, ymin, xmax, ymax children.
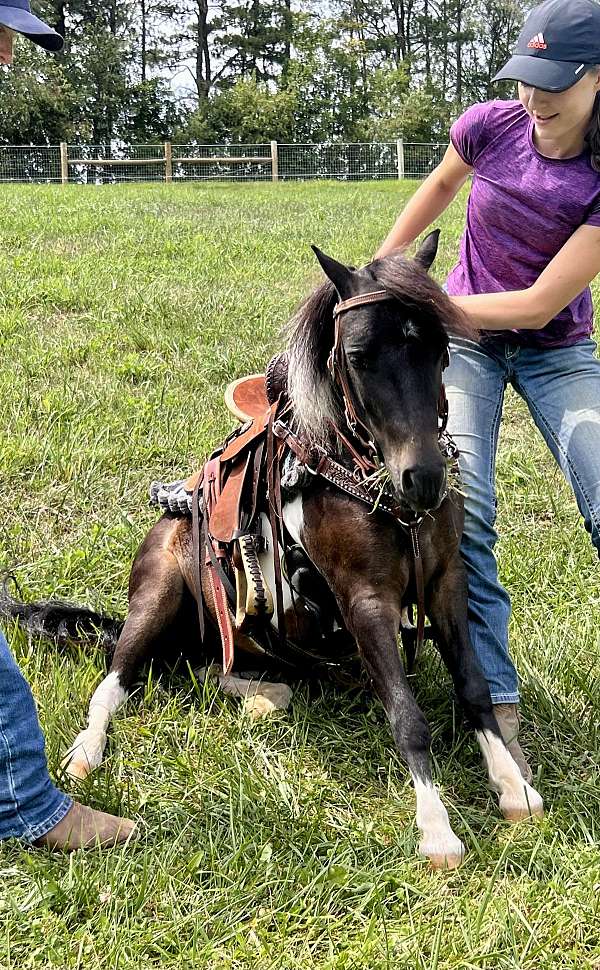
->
<box><xmin>1</xmin><ymin>180</ymin><xmax>600</xmax><ymax>969</ymax></box>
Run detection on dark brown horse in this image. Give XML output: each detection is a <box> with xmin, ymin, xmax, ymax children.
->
<box><xmin>2</xmin><ymin>232</ymin><xmax>543</xmax><ymax>868</ymax></box>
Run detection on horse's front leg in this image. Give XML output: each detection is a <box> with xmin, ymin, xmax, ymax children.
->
<box><xmin>343</xmin><ymin>590</ymin><xmax>465</xmax><ymax>868</ymax></box>
<box><xmin>427</xmin><ymin>555</ymin><xmax>544</xmax><ymax>822</ymax></box>
<box><xmin>302</xmin><ymin>493</ymin><xmax>464</xmax><ymax>867</ymax></box>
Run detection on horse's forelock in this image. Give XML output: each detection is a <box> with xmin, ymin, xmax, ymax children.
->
<box><xmin>373</xmin><ymin>253</ymin><xmax>476</xmax><ymax>341</ymax></box>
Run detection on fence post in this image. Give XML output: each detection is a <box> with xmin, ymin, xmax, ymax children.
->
<box><xmin>164</xmin><ymin>141</ymin><xmax>172</xmax><ymax>182</ymax></box>
<box><xmin>60</xmin><ymin>142</ymin><xmax>68</xmax><ymax>185</ymax></box>
<box><xmin>396</xmin><ymin>138</ymin><xmax>405</xmax><ymax>180</ymax></box>
<box><xmin>270</xmin><ymin>140</ymin><xmax>279</xmax><ymax>182</ymax></box>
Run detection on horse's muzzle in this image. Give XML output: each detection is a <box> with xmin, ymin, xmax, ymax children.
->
<box><xmin>398</xmin><ymin>462</ymin><xmax>447</xmax><ymax>514</ymax></box>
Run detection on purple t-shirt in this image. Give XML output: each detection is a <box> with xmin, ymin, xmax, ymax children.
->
<box><xmin>447</xmin><ymin>99</ymin><xmax>600</xmax><ymax>347</ymax></box>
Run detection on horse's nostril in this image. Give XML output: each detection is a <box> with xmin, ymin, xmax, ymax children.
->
<box><xmin>401</xmin><ymin>464</ymin><xmax>446</xmax><ymax>509</ymax></box>
<box><xmin>402</xmin><ymin>468</ymin><xmax>415</xmax><ymax>495</ymax></box>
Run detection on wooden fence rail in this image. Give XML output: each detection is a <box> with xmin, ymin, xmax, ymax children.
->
<box><xmin>59</xmin><ymin>140</ymin><xmax>283</xmax><ymax>184</ymax></box>
<box><xmin>57</xmin><ymin>139</ymin><xmax>403</xmax><ymax>185</ymax></box>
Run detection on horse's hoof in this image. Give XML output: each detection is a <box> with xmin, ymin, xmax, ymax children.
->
<box><xmin>500</xmin><ymin>786</ymin><xmax>544</xmax><ymax>822</ymax></box>
<box><xmin>61</xmin><ymin>730</ymin><xmax>106</xmax><ymax>780</ymax></box>
<box><xmin>62</xmin><ymin>757</ymin><xmax>92</xmax><ymax>781</ymax></box>
<box><xmin>243</xmin><ymin>684</ymin><xmax>292</xmax><ymax>719</ymax></box>
<box><xmin>419</xmin><ymin>836</ymin><xmax>465</xmax><ymax>870</ymax></box>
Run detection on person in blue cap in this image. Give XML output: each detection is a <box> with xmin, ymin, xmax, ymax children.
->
<box><xmin>377</xmin><ymin>0</ymin><xmax>600</xmax><ymax>781</ymax></box>
<box><xmin>0</xmin><ymin>2</ymin><xmax>137</xmax><ymax>849</ymax></box>
<box><xmin>0</xmin><ymin>0</ymin><xmax>62</xmax><ymax>54</ymax></box>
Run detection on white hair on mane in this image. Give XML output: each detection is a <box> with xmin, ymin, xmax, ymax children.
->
<box><xmin>287</xmin><ymin>344</ymin><xmax>339</xmax><ymax>446</ymax></box>
<box><xmin>284</xmin><ymin>281</ymin><xmax>344</xmax><ymax>447</ymax></box>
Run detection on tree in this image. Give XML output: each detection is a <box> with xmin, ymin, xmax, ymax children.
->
<box><xmin>0</xmin><ymin>41</ymin><xmax>77</xmax><ymax>144</ymax></box>
<box><xmin>176</xmin><ymin>76</ymin><xmax>296</xmax><ymax>143</ymax></box>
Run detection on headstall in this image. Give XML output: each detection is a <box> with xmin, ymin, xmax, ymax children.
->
<box><xmin>329</xmin><ymin>289</ymin><xmax>451</xmax><ymax>463</ymax></box>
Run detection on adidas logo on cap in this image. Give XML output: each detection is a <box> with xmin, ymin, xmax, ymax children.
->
<box><xmin>527</xmin><ymin>32</ymin><xmax>547</xmax><ymax>49</ymax></box>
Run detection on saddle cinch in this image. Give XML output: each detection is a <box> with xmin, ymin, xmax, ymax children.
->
<box><xmin>184</xmin><ymin>356</ymin><xmax>292</xmax><ymax>675</ymax></box>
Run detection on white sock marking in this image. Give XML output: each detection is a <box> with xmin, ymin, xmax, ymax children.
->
<box><xmin>413</xmin><ymin>777</ymin><xmax>465</xmax><ymax>867</ymax></box>
<box><xmin>63</xmin><ymin>671</ymin><xmax>127</xmax><ymax>779</ymax></box>
<box><xmin>477</xmin><ymin>729</ymin><xmax>544</xmax><ymax>819</ymax></box>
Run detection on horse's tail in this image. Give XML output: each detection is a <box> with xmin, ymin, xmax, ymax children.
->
<box><xmin>0</xmin><ymin>577</ymin><xmax>123</xmax><ymax>653</ymax></box>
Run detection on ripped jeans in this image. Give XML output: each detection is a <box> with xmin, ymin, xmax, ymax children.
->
<box><xmin>445</xmin><ymin>335</ymin><xmax>600</xmax><ymax>703</ymax></box>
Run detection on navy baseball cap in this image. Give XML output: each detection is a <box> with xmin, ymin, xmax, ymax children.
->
<box><xmin>0</xmin><ymin>0</ymin><xmax>63</xmax><ymax>51</ymax></box>
<box><xmin>493</xmin><ymin>0</ymin><xmax>600</xmax><ymax>92</ymax></box>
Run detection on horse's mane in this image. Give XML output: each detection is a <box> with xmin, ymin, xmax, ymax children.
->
<box><xmin>286</xmin><ymin>251</ymin><xmax>476</xmax><ymax>445</ymax></box>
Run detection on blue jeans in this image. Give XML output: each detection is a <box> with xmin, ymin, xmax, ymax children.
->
<box><xmin>0</xmin><ymin>629</ymin><xmax>72</xmax><ymax>842</ymax></box>
<box><xmin>445</xmin><ymin>335</ymin><xmax>600</xmax><ymax>704</ymax></box>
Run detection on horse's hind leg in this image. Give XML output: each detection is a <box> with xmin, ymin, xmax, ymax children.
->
<box><xmin>63</xmin><ymin>529</ymin><xmax>187</xmax><ymax>780</ymax></box>
<box><xmin>427</xmin><ymin>557</ymin><xmax>544</xmax><ymax>821</ymax></box>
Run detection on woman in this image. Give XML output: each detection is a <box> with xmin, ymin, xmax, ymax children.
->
<box><xmin>0</xmin><ymin>0</ymin><xmax>136</xmax><ymax>849</ymax></box>
<box><xmin>377</xmin><ymin>0</ymin><xmax>600</xmax><ymax>782</ymax></box>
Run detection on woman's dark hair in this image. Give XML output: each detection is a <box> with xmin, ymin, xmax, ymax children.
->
<box><xmin>585</xmin><ymin>77</ymin><xmax>600</xmax><ymax>173</ymax></box>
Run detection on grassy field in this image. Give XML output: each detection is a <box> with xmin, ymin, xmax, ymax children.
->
<box><xmin>1</xmin><ymin>180</ymin><xmax>600</xmax><ymax>969</ymax></box>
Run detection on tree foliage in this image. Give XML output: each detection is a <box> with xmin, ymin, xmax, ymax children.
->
<box><xmin>0</xmin><ymin>0</ymin><xmax>533</xmax><ymax>144</ymax></box>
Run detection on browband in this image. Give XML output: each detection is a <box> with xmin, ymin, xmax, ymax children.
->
<box><xmin>333</xmin><ymin>290</ymin><xmax>392</xmax><ymax>317</ymax></box>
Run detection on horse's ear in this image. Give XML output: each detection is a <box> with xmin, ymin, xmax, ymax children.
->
<box><xmin>311</xmin><ymin>246</ymin><xmax>355</xmax><ymax>298</ymax></box>
<box><xmin>414</xmin><ymin>229</ymin><xmax>440</xmax><ymax>271</ymax></box>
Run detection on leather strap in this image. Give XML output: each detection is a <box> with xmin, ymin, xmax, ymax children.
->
<box><xmin>210</xmin><ymin>452</ymin><xmax>252</xmax><ymax>543</ymax></box>
<box><xmin>203</xmin><ymin>457</ymin><xmax>235</xmax><ymax>674</ymax></box>
<box><xmin>247</xmin><ymin>437</ymin><xmax>266</xmax><ymax>526</ymax></box>
<box><xmin>410</xmin><ymin>523</ymin><xmax>425</xmax><ymax>658</ymax></box>
<box><xmin>333</xmin><ymin>290</ymin><xmax>391</xmax><ymax>316</ymax></box>
<box><xmin>191</xmin><ymin>471</ymin><xmax>205</xmax><ymax>643</ymax></box>
<box><xmin>266</xmin><ymin>402</ymin><xmax>286</xmax><ymax>650</ymax></box>
<box><xmin>272</xmin><ymin>419</ymin><xmax>405</xmax><ymax>519</ymax></box>
<box><xmin>220</xmin><ymin>411</ymin><xmax>269</xmax><ymax>463</ymax></box>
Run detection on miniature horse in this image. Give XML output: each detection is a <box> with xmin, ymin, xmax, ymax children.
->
<box><xmin>2</xmin><ymin>232</ymin><xmax>543</xmax><ymax>868</ymax></box>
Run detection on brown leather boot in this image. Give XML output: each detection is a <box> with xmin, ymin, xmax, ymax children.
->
<box><xmin>493</xmin><ymin>703</ymin><xmax>534</xmax><ymax>784</ymax></box>
<box><xmin>33</xmin><ymin>801</ymin><xmax>137</xmax><ymax>851</ymax></box>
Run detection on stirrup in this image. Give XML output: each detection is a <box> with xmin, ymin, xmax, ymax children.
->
<box><xmin>234</xmin><ymin>535</ymin><xmax>274</xmax><ymax>629</ymax></box>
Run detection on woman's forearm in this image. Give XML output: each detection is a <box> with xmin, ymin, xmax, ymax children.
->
<box><xmin>449</xmin><ymin>290</ymin><xmax>545</xmax><ymax>330</ymax></box>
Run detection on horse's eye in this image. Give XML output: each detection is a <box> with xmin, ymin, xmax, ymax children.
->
<box><xmin>347</xmin><ymin>352</ymin><xmax>373</xmax><ymax>371</ymax></box>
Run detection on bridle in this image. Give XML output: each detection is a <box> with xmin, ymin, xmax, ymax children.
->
<box><xmin>329</xmin><ymin>289</ymin><xmax>451</xmax><ymax>470</ymax></box>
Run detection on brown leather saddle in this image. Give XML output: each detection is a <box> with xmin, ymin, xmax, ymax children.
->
<box><xmin>224</xmin><ymin>374</ymin><xmax>270</xmax><ymax>422</ymax></box>
<box><xmin>187</xmin><ymin>356</ymin><xmax>291</xmax><ymax>673</ymax></box>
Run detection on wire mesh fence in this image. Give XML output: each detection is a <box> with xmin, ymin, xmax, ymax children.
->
<box><xmin>0</xmin><ymin>145</ymin><xmax>62</xmax><ymax>182</ymax></box>
<box><xmin>171</xmin><ymin>143</ymin><xmax>274</xmax><ymax>181</ymax></box>
<box><xmin>0</xmin><ymin>141</ymin><xmax>449</xmax><ymax>184</ymax></box>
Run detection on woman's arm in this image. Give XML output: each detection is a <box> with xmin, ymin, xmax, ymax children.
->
<box><xmin>450</xmin><ymin>224</ymin><xmax>600</xmax><ymax>330</ymax></box>
<box><xmin>374</xmin><ymin>145</ymin><xmax>472</xmax><ymax>258</ymax></box>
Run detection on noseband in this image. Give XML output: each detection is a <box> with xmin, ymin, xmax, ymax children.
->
<box><xmin>329</xmin><ymin>290</ymin><xmax>450</xmax><ymax>466</ymax></box>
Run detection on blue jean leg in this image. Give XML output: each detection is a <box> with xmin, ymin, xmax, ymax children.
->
<box><xmin>514</xmin><ymin>338</ymin><xmax>600</xmax><ymax>554</ymax></box>
<box><xmin>0</xmin><ymin>629</ymin><xmax>72</xmax><ymax>842</ymax></box>
<box><xmin>445</xmin><ymin>337</ymin><xmax>520</xmax><ymax>704</ymax></box>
